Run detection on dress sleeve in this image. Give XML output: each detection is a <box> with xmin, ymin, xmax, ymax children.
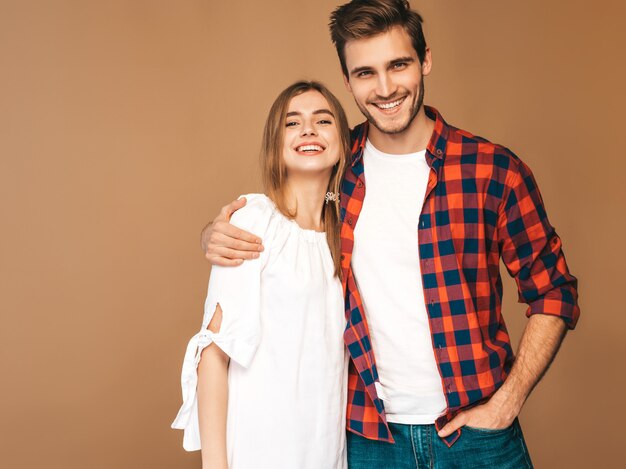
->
<box><xmin>171</xmin><ymin>194</ymin><xmax>274</xmax><ymax>451</ymax></box>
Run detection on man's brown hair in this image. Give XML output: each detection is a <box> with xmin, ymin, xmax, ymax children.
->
<box><xmin>329</xmin><ymin>0</ymin><xmax>427</xmax><ymax>78</ymax></box>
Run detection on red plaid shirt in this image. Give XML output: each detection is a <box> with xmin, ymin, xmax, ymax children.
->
<box><xmin>340</xmin><ymin>106</ymin><xmax>580</xmax><ymax>446</ymax></box>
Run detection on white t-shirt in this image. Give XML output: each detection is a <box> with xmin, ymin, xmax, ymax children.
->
<box><xmin>172</xmin><ymin>194</ymin><xmax>347</xmax><ymax>469</ymax></box>
<box><xmin>351</xmin><ymin>140</ymin><xmax>447</xmax><ymax>424</ymax></box>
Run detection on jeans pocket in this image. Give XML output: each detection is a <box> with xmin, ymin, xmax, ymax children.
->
<box><xmin>463</xmin><ymin>422</ymin><xmax>515</xmax><ymax>434</ymax></box>
<box><xmin>455</xmin><ymin>419</ymin><xmax>533</xmax><ymax>468</ymax></box>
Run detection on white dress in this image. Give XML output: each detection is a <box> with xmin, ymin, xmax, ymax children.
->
<box><xmin>172</xmin><ymin>194</ymin><xmax>348</xmax><ymax>469</ymax></box>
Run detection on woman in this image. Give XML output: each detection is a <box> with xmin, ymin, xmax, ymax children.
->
<box><xmin>172</xmin><ymin>81</ymin><xmax>351</xmax><ymax>468</ymax></box>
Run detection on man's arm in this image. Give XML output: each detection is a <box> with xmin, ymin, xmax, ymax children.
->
<box><xmin>440</xmin><ymin>155</ymin><xmax>578</xmax><ymax>436</ymax></box>
<box><xmin>438</xmin><ymin>314</ymin><xmax>567</xmax><ymax>436</ymax></box>
<box><xmin>201</xmin><ymin>197</ymin><xmax>265</xmax><ymax>266</ymax></box>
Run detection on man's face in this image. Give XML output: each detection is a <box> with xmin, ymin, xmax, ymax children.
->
<box><xmin>343</xmin><ymin>26</ymin><xmax>431</xmax><ymax>135</ymax></box>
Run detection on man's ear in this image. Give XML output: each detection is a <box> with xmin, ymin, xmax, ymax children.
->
<box><xmin>343</xmin><ymin>73</ymin><xmax>352</xmax><ymax>93</ymax></box>
<box><xmin>421</xmin><ymin>47</ymin><xmax>433</xmax><ymax>77</ymax></box>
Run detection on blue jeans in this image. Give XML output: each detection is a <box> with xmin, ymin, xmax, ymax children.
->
<box><xmin>347</xmin><ymin>419</ymin><xmax>533</xmax><ymax>468</ymax></box>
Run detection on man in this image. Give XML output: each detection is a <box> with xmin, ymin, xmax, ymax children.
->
<box><xmin>201</xmin><ymin>0</ymin><xmax>579</xmax><ymax>467</ymax></box>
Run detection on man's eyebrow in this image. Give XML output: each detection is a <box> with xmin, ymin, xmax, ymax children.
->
<box><xmin>349</xmin><ymin>65</ymin><xmax>373</xmax><ymax>76</ymax></box>
<box><xmin>350</xmin><ymin>56</ymin><xmax>416</xmax><ymax>75</ymax></box>
<box><xmin>389</xmin><ymin>56</ymin><xmax>415</xmax><ymax>66</ymax></box>
<box><xmin>286</xmin><ymin>109</ymin><xmax>335</xmax><ymax>118</ymax></box>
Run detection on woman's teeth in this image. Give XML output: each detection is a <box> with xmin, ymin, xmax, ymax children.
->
<box><xmin>296</xmin><ymin>145</ymin><xmax>324</xmax><ymax>152</ymax></box>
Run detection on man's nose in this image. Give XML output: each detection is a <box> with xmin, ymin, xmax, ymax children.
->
<box><xmin>376</xmin><ymin>72</ymin><xmax>397</xmax><ymax>99</ymax></box>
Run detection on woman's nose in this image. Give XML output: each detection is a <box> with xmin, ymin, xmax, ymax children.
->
<box><xmin>301</xmin><ymin>123</ymin><xmax>317</xmax><ymax>136</ymax></box>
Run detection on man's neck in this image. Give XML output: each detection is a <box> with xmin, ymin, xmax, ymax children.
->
<box><xmin>367</xmin><ymin>107</ymin><xmax>435</xmax><ymax>155</ymax></box>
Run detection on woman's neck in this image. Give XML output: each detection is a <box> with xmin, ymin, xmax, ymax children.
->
<box><xmin>284</xmin><ymin>174</ymin><xmax>329</xmax><ymax>232</ymax></box>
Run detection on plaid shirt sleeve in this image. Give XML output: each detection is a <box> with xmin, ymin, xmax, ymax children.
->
<box><xmin>497</xmin><ymin>154</ymin><xmax>580</xmax><ymax>328</ymax></box>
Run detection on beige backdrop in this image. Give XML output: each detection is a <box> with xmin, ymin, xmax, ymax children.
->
<box><xmin>1</xmin><ymin>1</ymin><xmax>625</xmax><ymax>468</ymax></box>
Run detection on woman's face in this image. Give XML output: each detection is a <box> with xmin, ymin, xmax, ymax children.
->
<box><xmin>282</xmin><ymin>90</ymin><xmax>341</xmax><ymax>178</ymax></box>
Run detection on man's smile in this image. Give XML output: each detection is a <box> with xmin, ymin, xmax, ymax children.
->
<box><xmin>371</xmin><ymin>96</ymin><xmax>407</xmax><ymax>114</ymax></box>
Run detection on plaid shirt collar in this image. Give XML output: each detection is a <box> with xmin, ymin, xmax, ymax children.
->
<box><xmin>350</xmin><ymin>105</ymin><xmax>449</xmax><ymax>168</ymax></box>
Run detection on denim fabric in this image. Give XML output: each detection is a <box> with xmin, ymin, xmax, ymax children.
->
<box><xmin>347</xmin><ymin>419</ymin><xmax>533</xmax><ymax>468</ymax></box>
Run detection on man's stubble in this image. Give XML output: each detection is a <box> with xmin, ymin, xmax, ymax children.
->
<box><xmin>355</xmin><ymin>79</ymin><xmax>425</xmax><ymax>136</ymax></box>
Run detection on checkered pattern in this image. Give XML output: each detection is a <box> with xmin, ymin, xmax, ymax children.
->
<box><xmin>340</xmin><ymin>106</ymin><xmax>580</xmax><ymax>446</ymax></box>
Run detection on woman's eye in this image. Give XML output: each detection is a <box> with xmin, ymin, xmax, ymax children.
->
<box><xmin>286</xmin><ymin>121</ymin><xmax>298</xmax><ymax>127</ymax></box>
<box><xmin>318</xmin><ymin>119</ymin><xmax>332</xmax><ymax>125</ymax></box>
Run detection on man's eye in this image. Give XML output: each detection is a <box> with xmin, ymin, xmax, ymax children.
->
<box><xmin>357</xmin><ymin>71</ymin><xmax>372</xmax><ymax>78</ymax></box>
<box><xmin>393</xmin><ymin>62</ymin><xmax>407</xmax><ymax>69</ymax></box>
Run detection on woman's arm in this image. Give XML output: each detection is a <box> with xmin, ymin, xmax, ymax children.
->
<box><xmin>197</xmin><ymin>306</ymin><xmax>229</xmax><ymax>469</ymax></box>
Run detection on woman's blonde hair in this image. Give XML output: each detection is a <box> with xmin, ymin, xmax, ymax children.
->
<box><xmin>260</xmin><ymin>81</ymin><xmax>350</xmax><ymax>277</ymax></box>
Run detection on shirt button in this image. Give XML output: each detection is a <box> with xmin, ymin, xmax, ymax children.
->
<box><xmin>436</xmin><ymin>149</ymin><xmax>443</xmax><ymax>156</ymax></box>
<box><xmin>357</xmin><ymin>181</ymin><xmax>363</xmax><ymax>188</ymax></box>
<box><xmin>340</xmin><ymin>255</ymin><xmax>345</xmax><ymax>261</ymax></box>
<box><xmin>348</xmin><ymin>218</ymin><xmax>353</xmax><ymax>226</ymax></box>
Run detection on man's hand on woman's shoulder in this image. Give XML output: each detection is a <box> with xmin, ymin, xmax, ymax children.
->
<box><xmin>201</xmin><ymin>197</ymin><xmax>265</xmax><ymax>266</ymax></box>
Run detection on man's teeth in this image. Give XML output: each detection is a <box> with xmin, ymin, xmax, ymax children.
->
<box><xmin>376</xmin><ymin>98</ymin><xmax>404</xmax><ymax>109</ymax></box>
<box><xmin>297</xmin><ymin>145</ymin><xmax>324</xmax><ymax>152</ymax></box>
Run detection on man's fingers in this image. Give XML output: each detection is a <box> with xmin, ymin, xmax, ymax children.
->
<box><xmin>219</xmin><ymin>197</ymin><xmax>248</xmax><ymax>221</ymax></box>
<box><xmin>203</xmin><ymin>197</ymin><xmax>262</xmax><ymax>265</ymax></box>
<box><xmin>438</xmin><ymin>412</ymin><xmax>467</xmax><ymax>437</ymax></box>
<box><xmin>213</xmin><ymin>221</ymin><xmax>263</xmax><ymax>247</ymax></box>
<box><xmin>205</xmin><ymin>253</ymin><xmax>244</xmax><ymax>267</ymax></box>
<box><xmin>211</xmin><ymin>231</ymin><xmax>263</xmax><ymax>252</ymax></box>
<box><xmin>210</xmin><ymin>245</ymin><xmax>260</xmax><ymax>261</ymax></box>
